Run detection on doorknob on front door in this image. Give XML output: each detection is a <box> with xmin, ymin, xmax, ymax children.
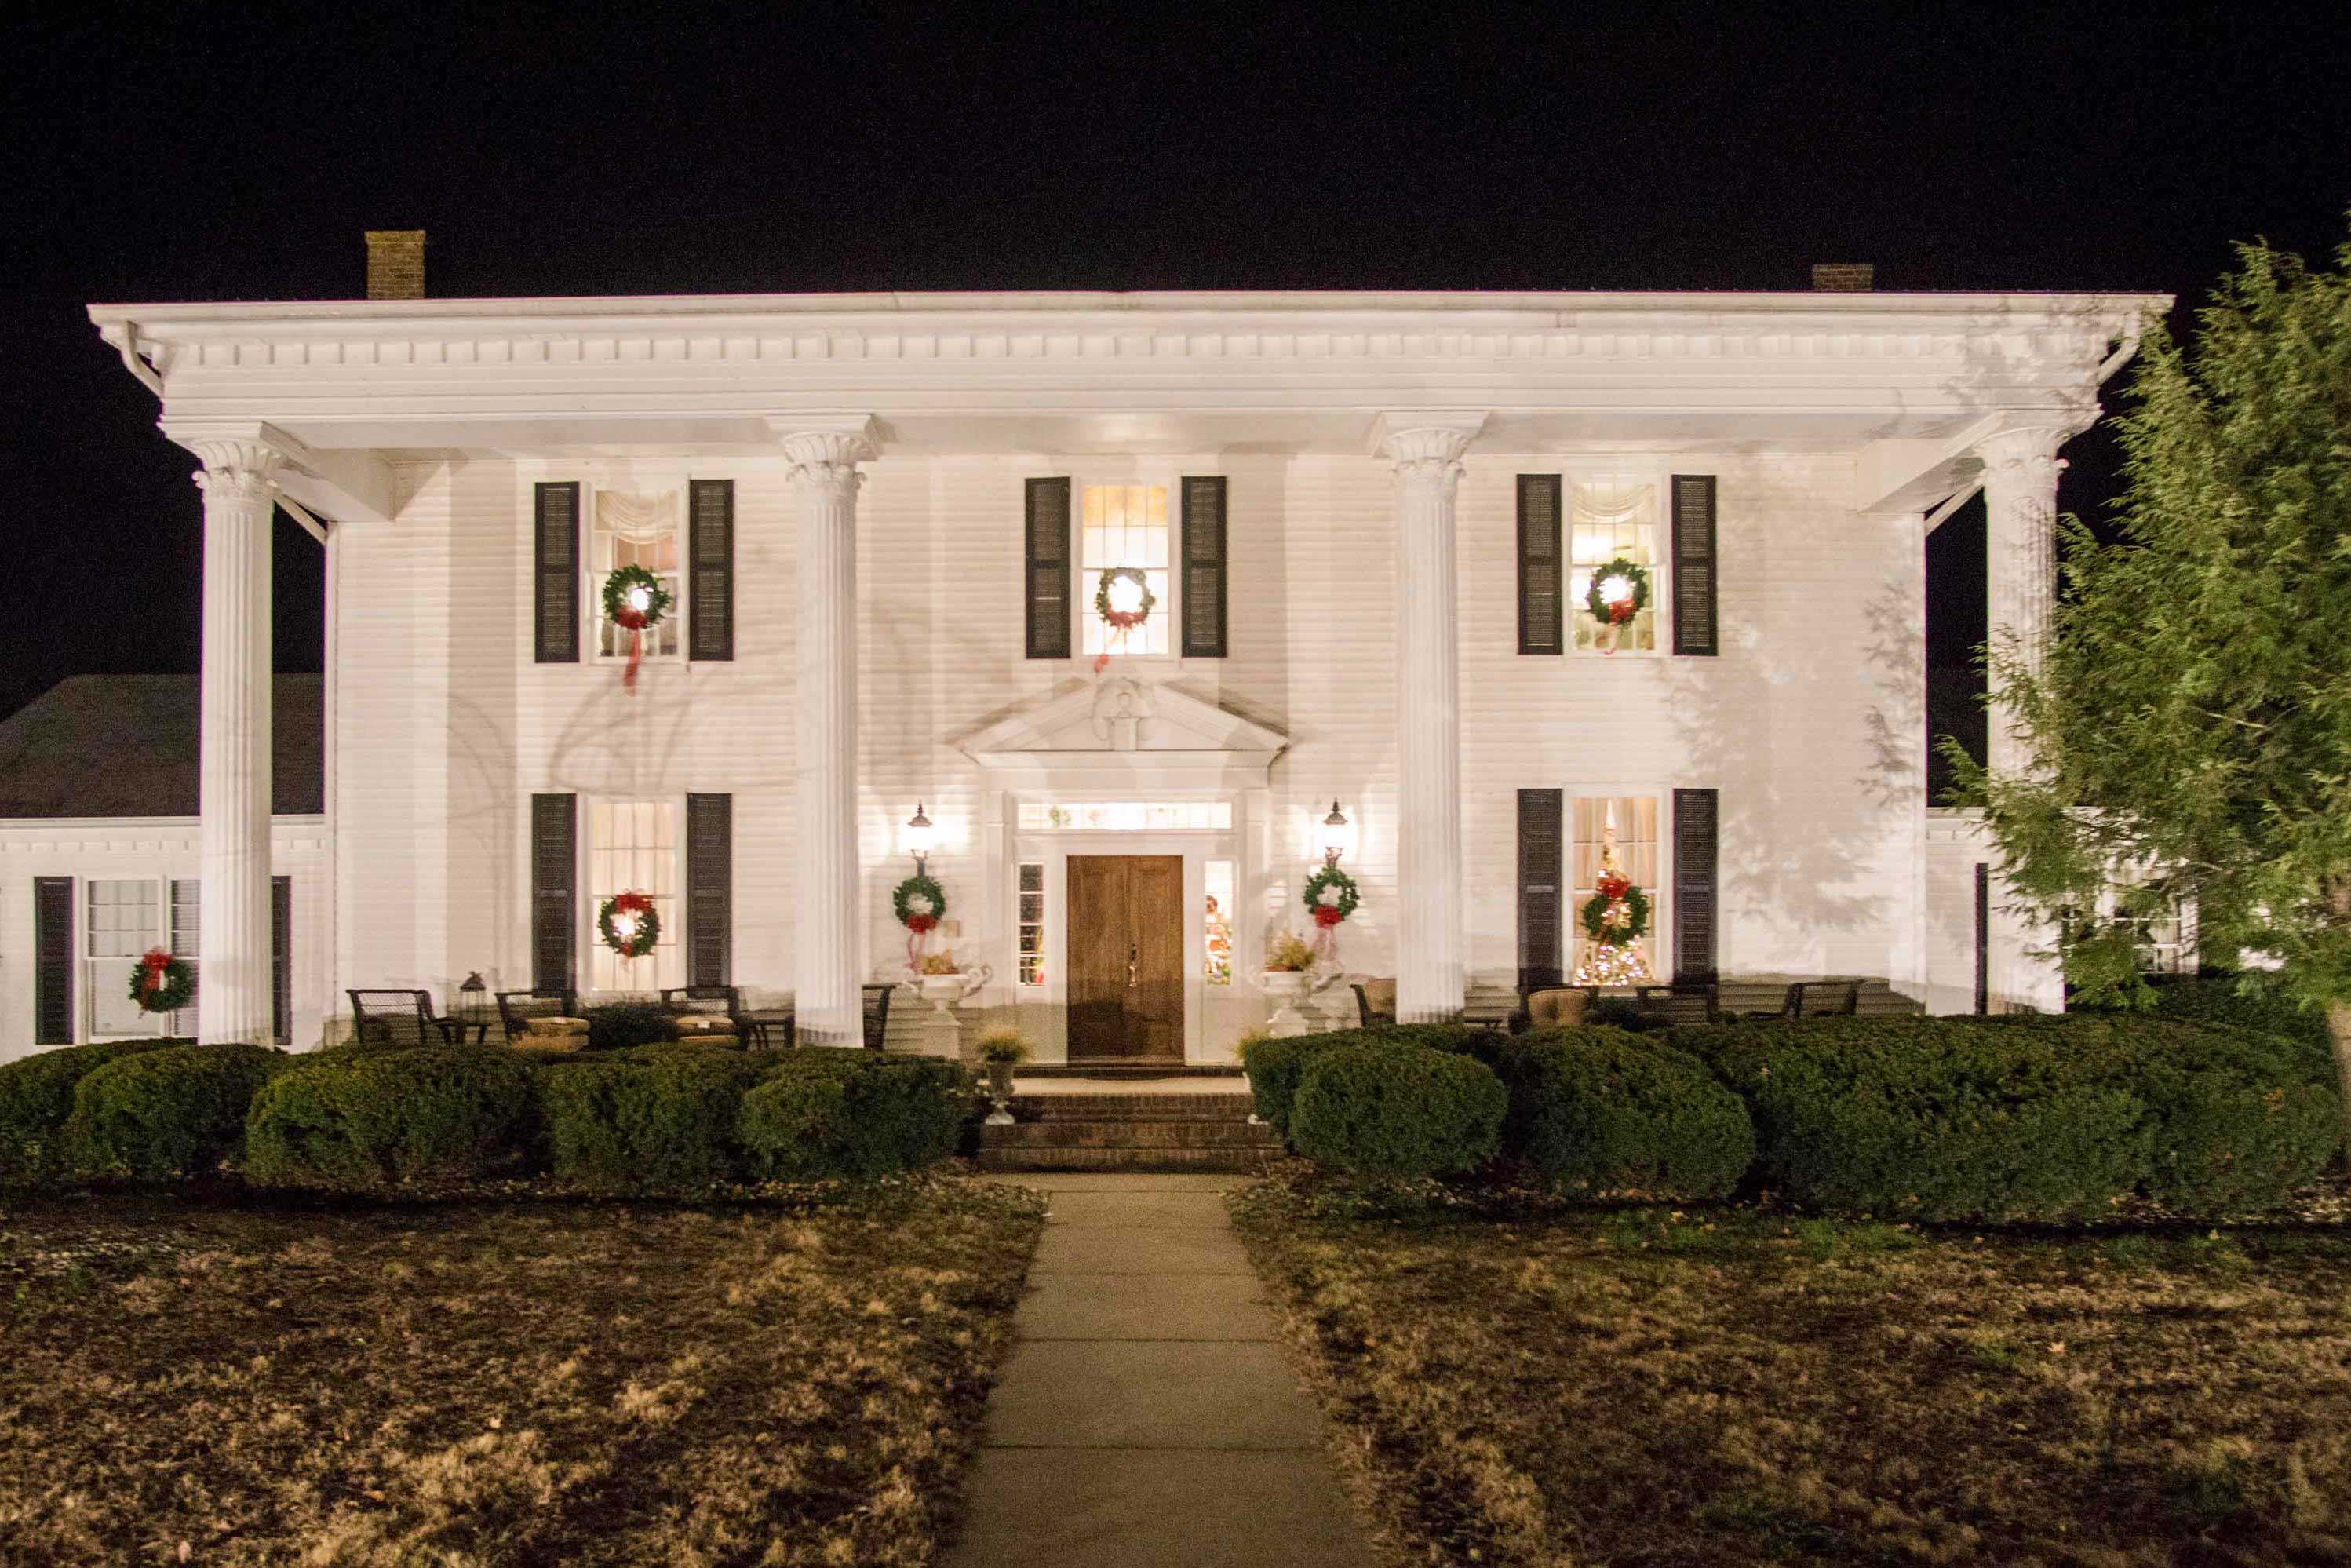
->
<box><xmin>1128</xmin><ymin>943</ymin><xmax>1139</xmax><ymax>988</ymax></box>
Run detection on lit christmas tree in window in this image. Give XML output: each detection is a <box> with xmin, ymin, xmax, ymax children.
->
<box><xmin>1573</xmin><ymin>823</ymin><xmax>1656</xmax><ymax>986</ymax></box>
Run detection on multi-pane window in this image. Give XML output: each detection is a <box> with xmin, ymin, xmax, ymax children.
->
<box><xmin>1079</xmin><ymin>484</ymin><xmax>1170</xmax><ymax>658</ymax></box>
<box><xmin>1016</xmin><ymin>862</ymin><xmax>1046</xmax><ymax>987</ymax></box>
<box><xmin>589</xmin><ymin>800</ymin><xmax>681</xmax><ymax>992</ymax></box>
<box><xmin>1204</xmin><ymin>860</ymin><xmax>1234</xmax><ymax>985</ymax></box>
<box><xmin>1017</xmin><ymin>800</ymin><xmax>1233</xmax><ymax>832</ymax></box>
<box><xmin>1571</xmin><ymin>796</ymin><xmax>1661</xmax><ymax>978</ymax></box>
<box><xmin>591</xmin><ymin>490</ymin><xmax>683</xmax><ymax>660</ymax></box>
<box><xmin>85</xmin><ymin>879</ymin><xmax>193</xmax><ymax>1039</ymax></box>
<box><xmin>1569</xmin><ymin>476</ymin><xmax>1661</xmax><ymax>654</ymax></box>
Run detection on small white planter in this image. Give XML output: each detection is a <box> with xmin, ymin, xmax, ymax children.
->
<box><xmin>1260</xmin><ymin>969</ymin><xmax>1314</xmax><ymax>1037</ymax></box>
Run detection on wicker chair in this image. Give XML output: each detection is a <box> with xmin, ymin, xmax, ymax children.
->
<box><xmin>1353</xmin><ymin>977</ymin><xmax>1397</xmax><ymax>1028</ymax></box>
<box><xmin>496</xmin><ymin>987</ymin><xmax>579</xmax><ymax>1041</ymax></box>
<box><xmin>661</xmin><ymin>985</ymin><xmax>759</xmax><ymax>1045</ymax></box>
<box><xmin>1635</xmin><ymin>982</ymin><xmax>1721</xmax><ymax>1028</ymax></box>
<box><xmin>348</xmin><ymin>989</ymin><xmax>483</xmax><ymax>1048</ymax></box>
<box><xmin>862</xmin><ymin>983</ymin><xmax>895</xmax><ymax>1051</ymax></box>
<box><xmin>1523</xmin><ymin>986</ymin><xmax>1597</xmax><ymax>1030</ymax></box>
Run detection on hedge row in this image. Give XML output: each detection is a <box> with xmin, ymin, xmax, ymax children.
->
<box><xmin>1245</xmin><ymin>1010</ymin><xmax>2339</xmax><ymax>1220</ymax></box>
<box><xmin>0</xmin><ymin>1040</ymin><xmax>975</xmax><ymax>1193</ymax></box>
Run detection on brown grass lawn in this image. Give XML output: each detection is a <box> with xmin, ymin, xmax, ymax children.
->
<box><xmin>0</xmin><ymin>1178</ymin><xmax>1044</xmax><ymax>1567</ymax></box>
<box><xmin>1234</xmin><ymin>1177</ymin><xmax>2351</xmax><ymax>1568</ymax></box>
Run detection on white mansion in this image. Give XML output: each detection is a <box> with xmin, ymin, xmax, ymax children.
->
<box><xmin>0</xmin><ymin>241</ymin><xmax>2167</xmax><ymax>1062</ymax></box>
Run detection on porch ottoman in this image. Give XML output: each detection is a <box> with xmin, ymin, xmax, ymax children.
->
<box><xmin>672</xmin><ymin>1016</ymin><xmax>742</xmax><ymax>1048</ymax></box>
<box><xmin>520</xmin><ymin>1016</ymin><xmax>591</xmax><ymax>1052</ymax></box>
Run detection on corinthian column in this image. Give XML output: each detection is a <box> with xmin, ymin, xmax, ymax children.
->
<box><xmin>777</xmin><ymin>418</ymin><xmax>880</xmax><ymax>1045</ymax></box>
<box><xmin>1978</xmin><ymin>424</ymin><xmax>2070</xmax><ymax>1013</ymax></box>
<box><xmin>188</xmin><ymin>437</ymin><xmax>285</xmax><ymax>1045</ymax></box>
<box><xmin>1373</xmin><ymin>412</ymin><xmax>1486</xmax><ymax>1023</ymax></box>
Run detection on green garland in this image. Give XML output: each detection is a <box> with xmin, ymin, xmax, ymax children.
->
<box><xmin>1094</xmin><ymin>567</ymin><xmax>1157</xmax><ymax>628</ymax></box>
<box><xmin>1302</xmin><ymin>865</ymin><xmax>1361</xmax><ymax>922</ymax></box>
<box><xmin>128</xmin><ymin>951</ymin><xmax>195</xmax><ymax>1015</ymax></box>
<box><xmin>1580</xmin><ymin>883</ymin><xmax>1652</xmax><ymax>946</ymax></box>
<box><xmin>601</xmin><ymin>564</ymin><xmax>673</xmax><ymax>629</ymax></box>
<box><xmin>892</xmin><ymin>872</ymin><xmax>948</xmax><ymax>930</ymax></box>
<box><xmin>1584</xmin><ymin>557</ymin><xmax>1650</xmax><ymax>624</ymax></box>
<box><xmin>596</xmin><ymin>893</ymin><xmax>661</xmax><ymax>958</ymax></box>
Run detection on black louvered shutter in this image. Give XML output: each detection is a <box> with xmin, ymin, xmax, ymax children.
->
<box><xmin>1671</xmin><ymin>474</ymin><xmax>1719</xmax><ymax>657</ymax></box>
<box><xmin>272</xmin><ymin>875</ymin><xmax>292</xmax><ymax>1045</ymax></box>
<box><xmin>688</xmin><ymin>479</ymin><xmax>734</xmax><ymax>661</ymax></box>
<box><xmin>1517</xmin><ymin>475</ymin><xmax>1564</xmax><ymax>655</ymax></box>
<box><xmin>531</xmin><ymin>794</ymin><xmax>578</xmax><ymax>990</ymax></box>
<box><xmin>686</xmin><ymin>793</ymin><xmax>732</xmax><ymax>986</ymax></box>
<box><xmin>34</xmin><ymin>877</ymin><xmax>72</xmax><ymax>1045</ymax></box>
<box><xmin>1518</xmin><ymin>789</ymin><xmax>1564</xmax><ymax>993</ymax></box>
<box><xmin>534</xmin><ymin>482</ymin><xmax>581</xmax><ymax>663</ymax></box>
<box><xmin>1673</xmin><ymin>788</ymin><xmax>1719</xmax><ymax>982</ymax></box>
<box><xmin>1179</xmin><ymin>475</ymin><xmax>1228</xmax><ymax>658</ymax></box>
<box><xmin>1025</xmin><ymin>476</ymin><xmax>1072</xmax><ymax>659</ymax></box>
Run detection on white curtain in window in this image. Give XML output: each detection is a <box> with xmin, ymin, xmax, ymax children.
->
<box><xmin>595</xmin><ymin>490</ymin><xmax>679</xmax><ymax>542</ymax></box>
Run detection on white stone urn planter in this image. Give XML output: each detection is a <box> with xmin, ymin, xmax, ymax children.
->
<box><xmin>1260</xmin><ymin>969</ymin><xmax>1315</xmax><ymax>1037</ymax></box>
<box><xmin>910</xmin><ymin>966</ymin><xmax>991</xmax><ymax>1058</ymax></box>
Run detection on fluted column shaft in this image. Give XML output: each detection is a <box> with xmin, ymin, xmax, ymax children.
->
<box><xmin>782</xmin><ymin>422</ymin><xmax>879</xmax><ymax>1045</ymax></box>
<box><xmin>191</xmin><ymin>440</ymin><xmax>282</xmax><ymax>1045</ymax></box>
<box><xmin>1377</xmin><ymin>416</ymin><xmax>1483</xmax><ymax>1023</ymax></box>
<box><xmin>1979</xmin><ymin>425</ymin><xmax>2069</xmax><ymax>1014</ymax></box>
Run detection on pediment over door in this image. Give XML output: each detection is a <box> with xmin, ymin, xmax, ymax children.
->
<box><xmin>960</xmin><ymin>677</ymin><xmax>1288</xmax><ymax>789</ymax></box>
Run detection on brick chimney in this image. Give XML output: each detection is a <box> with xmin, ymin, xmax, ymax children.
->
<box><xmin>1811</xmin><ymin>262</ymin><xmax>1875</xmax><ymax>293</ymax></box>
<box><xmin>364</xmin><ymin>230</ymin><xmax>426</xmax><ymax>300</ymax></box>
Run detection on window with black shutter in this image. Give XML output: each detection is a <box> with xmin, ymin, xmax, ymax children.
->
<box><xmin>1025</xmin><ymin>476</ymin><xmax>1073</xmax><ymax>660</ymax></box>
<box><xmin>1671</xmin><ymin>475</ymin><xmax>1719</xmax><ymax>657</ymax></box>
<box><xmin>687</xmin><ymin>480</ymin><xmax>734</xmax><ymax>661</ymax></box>
<box><xmin>272</xmin><ymin>875</ymin><xmax>292</xmax><ymax>1045</ymax></box>
<box><xmin>531</xmin><ymin>794</ymin><xmax>578</xmax><ymax>990</ymax></box>
<box><xmin>34</xmin><ymin>876</ymin><xmax>72</xmax><ymax>1045</ymax></box>
<box><xmin>1179</xmin><ymin>475</ymin><xmax>1227</xmax><ymax>658</ymax></box>
<box><xmin>1517</xmin><ymin>476</ymin><xmax>1564</xmax><ymax>655</ymax></box>
<box><xmin>534</xmin><ymin>482</ymin><xmax>582</xmax><ymax>663</ymax></box>
<box><xmin>1518</xmin><ymin>789</ymin><xmax>1564</xmax><ymax>992</ymax></box>
<box><xmin>1672</xmin><ymin>788</ymin><xmax>1719</xmax><ymax>982</ymax></box>
<box><xmin>686</xmin><ymin>793</ymin><xmax>732</xmax><ymax>986</ymax></box>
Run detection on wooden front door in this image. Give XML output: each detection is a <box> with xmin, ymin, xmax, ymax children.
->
<box><xmin>1066</xmin><ymin>855</ymin><xmax>1186</xmax><ymax>1061</ymax></box>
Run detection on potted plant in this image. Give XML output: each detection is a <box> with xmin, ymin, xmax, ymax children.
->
<box><xmin>1260</xmin><ymin>930</ymin><xmax>1318</xmax><ymax>1036</ymax></box>
<box><xmin>975</xmin><ymin>1026</ymin><xmax>1029</xmax><ymax>1125</ymax></box>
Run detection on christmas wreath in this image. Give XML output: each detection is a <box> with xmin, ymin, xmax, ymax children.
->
<box><xmin>1584</xmin><ymin>557</ymin><xmax>1650</xmax><ymax>626</ymax></box>
<box><xmin>602</xmin><ymin>566</ymin><xmax>673</xmax><ymax>687</ymax></box>
<box><xmin>1092</xmin><ymin>567</ymin><xmax>1157</xmax><ymax>671</ymax></box>
<box><xmin>128</xmin><ymin>947</ymin><xmax>195</xmax><ymax>1015</ymax></box>
<box><xmin>1580</xmin><ymin>873</ymin><xmax>1652</xmax><ymax>947</ymax></box>
<box><xmin>892</xmin><ymin>872</ymin><xmax>948</xmax><ymax>933</ymax></box>
<box><xmin>597</xmin><ymin>891</ymin><xmax>660</xmax><ymax>958</ymax></box>
<box><xmin>1302</xmin><ymin>865</ymin><xmax>1361</xmax><ymax>929</ymax></box>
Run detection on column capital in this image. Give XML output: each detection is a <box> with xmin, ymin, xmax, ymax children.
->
<box><xmin>769</xmin><ymin>414</ymin><xmax>881</xmax><ymax>490</ymax></box>
<box><xmin>1975</xmin><ymin>423</ymin><xmax>2072</xmax><ymax>484</ymax></box>
<box><xmin>1369</xmin><ymin>410</ymin><xmax>1487</xmax><ymax>476</ymax></box>
<box><xmin>184</xmin><ymin>433</ymin><xmax>291</xmax><ymax>504</ymax></box>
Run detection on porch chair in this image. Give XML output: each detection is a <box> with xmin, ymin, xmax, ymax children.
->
<box><xmin>1748</xmin><ymin>978</ymin><xmax>1863</xmax><ymax>1021</ymax></box>
<box><xmin>862</xmin><ymin>983</ymin><xmax>895</xmax><ymax>1051</ymax></box>
<box><xmin>1635</xmin><ymin>982</ymin><xmax>1722</xmax><ymax>1029</ymax></box>
<box><xmin>1353</xmin><ymin>977</ymin><xmax>1397</xmax><ymax>1028</ymax></box>
<box><xmin>1522</xmin><ymin>986</ymin><xmax>1597</xmax><ymax>1031</ymax></box>
<box><xmin>495</xmin><ymin>987</ymin><xmax>580</xmax><ymax>1042</ymax></box>
<box><xmin>348</xmin><ymin>989</ymin><xmax>485</xmax><ymax>1048</ymax></box>
<box><xmin>661</xmin><ymin>985</ymin><xmax>758</xmax><ymax>1048</ymax></box>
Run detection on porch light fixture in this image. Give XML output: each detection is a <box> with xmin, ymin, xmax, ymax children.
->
<box><xmin>905</xmin><ymin>803</ymin><xmax>937</xmax><ymax>873</ymax></box>
<box><xmin>1321</xmin><ymin>800</ymin><xmax>1354</xmax><ymax>868</ymax></box>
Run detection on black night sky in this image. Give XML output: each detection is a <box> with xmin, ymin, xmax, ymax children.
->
<box><xmin>3</xmin><ymin>4</ymin><xmax>2347</xmax><ymax>758</ymax></box>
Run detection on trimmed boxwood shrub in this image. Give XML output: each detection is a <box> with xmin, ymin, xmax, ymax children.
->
<box><xmin>1242</xmin><ymin>1024</ymin><xmax>1482</xmax><ymax>1139</ymax></box>
<box><xmin>533</xmin><ymin>1051</ymin><xmax>764</xmax><ymax>1190</ymax></box>
<box><xmin>738</xmin><ymin>1051</ymin><xmax>971</xmax><ymax>1180</ymax></box>
<box><xmin>244</xmin><ymin>1047</ymin><xmax>533</xmax><ymax>1189</ymax></box>
<box><xmin>1676</xmin><ymin>1018</ymin><xmax>2156</xmax><ymax>1222</ymax></box>
<box><xmin>0</xmin><ymin>1039</ymin><xmax>180</xmax><ymax>1184</ymax></box>
<box><xmin>1489</xmin><ymin>1027</ymin><xmax>1753</xmax><ymax>1200</ymax></box>
<box><xmin>2081</xmin><ymin>975</ymin><xmax>2335</xmax><ymax>1081</ymax></box>
<box><xmin>66</xmin><ymin>1042</ymin><xmax>285</xmax><ymax>1180</ymax></box>
<box><xmin>581</xmin><ymin>1001</ymin><xmax>679</xmax><ymax>1052</ymax></box>
<box><xmin>1290</xmin><ymin>1039</ymin><xmax>1506</xmax><ymax>1180</ymax></box>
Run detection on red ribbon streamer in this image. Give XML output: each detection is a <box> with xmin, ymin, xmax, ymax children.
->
<box><xmin>616</xmin><ymin>606</ymin><xmax>647</xmax><ymax>690</ymax></box>
<box><xmin>1093</xmin><ymin>609</ymin><xmax>1149</xmax><ymax>675</ymax></box>
<box><xmin>139</xmin><ymin>947</ymin><xmax>172</xmax><ymax>994</ymax></box>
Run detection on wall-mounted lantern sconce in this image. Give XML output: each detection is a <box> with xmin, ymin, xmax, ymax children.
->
<box><xmin>905</xmin><ymin>803</ymin><xmax>937</xmax><ymax>873</ymax></box>
<box><xmin>1321</xmin><ymin>800</ymin><xmax>1354</xmax><ymax>868</ymax></box>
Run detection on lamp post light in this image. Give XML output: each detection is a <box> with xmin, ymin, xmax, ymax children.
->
<box><xmin>1321</xmin><ymin>800</ymin><xmax>1354</xmax><ymax>868</ymax></box>
<box><xmin>905</xmin><ymin>803</ymin><xmax>937</xmax><ymax>874</ymax></box>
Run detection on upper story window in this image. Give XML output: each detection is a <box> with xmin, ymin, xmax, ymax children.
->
<box><xmin>592</xmin><ymin>490</ymin><xmax>682</xmax><ymax>661</ymax></box>
<box><xmin>1081</xmin><ymin>484</ymin><xmax>1170</xmax><ymax>659</ymax></box>
<box><xmin>1570</xmin><ymin>476</ymin><xmax>1661</xmax><ymax>655</ymax></box>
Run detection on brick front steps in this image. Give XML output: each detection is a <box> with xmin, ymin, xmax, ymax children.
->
<box><xmin>977</xmin><ymin>1085</ymin><xmax>1282</xmax><ymax>1173</ymax></box>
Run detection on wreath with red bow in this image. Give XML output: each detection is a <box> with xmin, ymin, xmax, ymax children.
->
<box><xmin>129</xmin><ymin>947</ymin><xmax>195</xmax><ymax>1014</ymax></box>
<box><xmin>1580</xmin><ymin>873</ymin><xmax>1652</xmax><ymax>947</ymax></box>
<box><xmin>602</xmin><ymin>566</ymin><xmax>673</xmax><ymax>688</ymax></box>
<box><xmin>597</xmin><ymin>891</ymin><xmax>660</xmax><ymax>958</ymax></box>
<box><xmin>892</xmin><ymin>873</ymin><xmax>948</xmax><ymax>933</ymax></box>
<box><xmin>1302</xmin><ymin>866</ymin><xmax>1361</xmax><ymax>929</ymax></box>
<box><xmin>1584</xmin><ymin>558</ymin><xmax>1651</xmax><ymax>626</ymax></box>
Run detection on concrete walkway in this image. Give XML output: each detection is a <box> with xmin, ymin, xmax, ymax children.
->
<box><xmin>948</xmin><ymin>1172</ymin><xmax>1380</xmax><ymax>1568</ymax></box>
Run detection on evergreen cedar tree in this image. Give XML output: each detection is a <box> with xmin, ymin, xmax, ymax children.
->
<box><xmin>1950</xmin><ymin>221</ymin><xmax>2351</xmax><ymax>1158</ymax></box>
